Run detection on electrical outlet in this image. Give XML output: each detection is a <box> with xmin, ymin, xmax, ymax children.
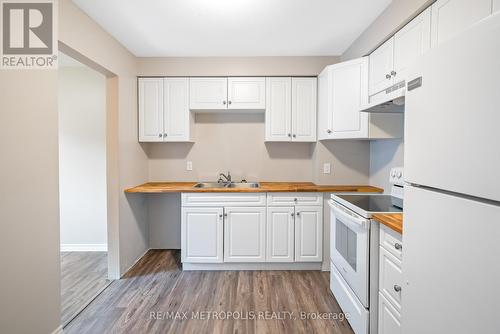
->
<box><xmin>323</xmin><ymin>163</ymin><xmax>331</xmax><ymax>174</ymax></box>
<box><xmin>186</xmin><ymin>161</ymin><xmax>193</xmax><ymax>171</ymax></box>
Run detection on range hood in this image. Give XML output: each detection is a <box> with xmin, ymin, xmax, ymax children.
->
<box><xmin>361</xmin><ymin>81</ymin><xmax>405</xmax><ymax>113</ymax></box>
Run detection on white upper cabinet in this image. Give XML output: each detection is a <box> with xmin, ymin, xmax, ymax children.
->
<box><xmin>494</xmin><ymin>0</ymin><xmax>500</xmax><ymax>13</ymax></box>
<box><xmin>292</xmin><ymin>78</ymin><xmax>317</xmax><ymax>142</ymax></box>
<box><xmin>369</xmin><ymin>8</ymin><xmax>431</xmax><ymax>95</ymax></box>
<box><xmin>224</xmin><ymin>207</ymin><xmax>266</xmax><ymax>262</ymax></box>
<box><xmin>138</xmin><ymin>78</ymin><xmax>191</xmax><ymax>142</ymax></box>
<box><xmin>138</xmin><ymin>78</ymin><xmax>164</xmax><ymax>142</ymax></box>
<box><xmin>369</xmin><ymin>38</ymin><xmax>394</xmax><ymax>95</ymax></box>
<box><xmin>189</xmin><ymin>77</ymin><xmax>228</xmax><ymax>110</ymax></box>
<box><xmin>393</xmin><ymin>8</ymin><xmax>431</xmax><ymax>83</ymax></box>
<box><xmin>318</xmin><ymin>58</ymin><xmax>369</xmax><ymax>140</ymax></box>
<box><xmin>430</xmin><ymin>0</ymin><xmax>492</xmax><ymax>47</ymax></box>
<box><xmin>163</xmin><ymin>78</ymin><xmax>192</xmax><ymax>141</ymax></box>
<box><xmin>265</xmin><ymin>77</ymin><xmax>317</xmax><ymax>142</ymax></box>
<box><xmin>265</xmin><ymin>77</ymin><xmax>292</xmax><ymax>141</ymax></box>
<box><xmin>227</xmin><ymin>77</ymin><xmax>265</xmax><ymax>110</ymax></box>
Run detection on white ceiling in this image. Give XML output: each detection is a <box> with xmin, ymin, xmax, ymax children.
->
<box><xmin>72</xmin><ymin>0</ymin><xmax>392</xmax><ymax>57</ymax></box>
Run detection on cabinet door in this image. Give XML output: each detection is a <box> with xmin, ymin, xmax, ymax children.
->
<box><xmin>265</xmin><ymin>77</ymin><xmax>292</xmax><ymax>141</ymax></box>
<box><xmin>181</xmin><ymin>207</ymin><xmax>223</xmax><ymax>263</ymax></box>
<box><xmin>294</xmin><ymin>206</ymin><xmax>322</xmax><ymax>262</ymax></box>
<box><xmin>189</xmin><ymin>78</ymin><xmax>227</xmax><ymax>110</ymax></box>
<box><xmin>291</xmin><ymin>77</ymin><xmax>317</xmax><ymax>142</ymax></box>
<box><xmin>227</xmin><ymin>77</ymin><xmax>265</xmax><ymax>110</ymax></box>
<box><xmin>266</xmin><ymin>207</ymin><xmax>294</xmax><ymax>262</ymax></box>
<box><xmin>138</xmin><ymin>78</ymin><xmax>164</xmax><ymax>142</ymax></box>
<box><xmin>495</xmin><ymin>0</ymin><xmax>500</xmax><ymax>13</ymax></box>
<box><xmin>430</xmin><ymin>0</ymin><xmax>492</xmax><ymax>47</ymax></box>
<box><xmin>378</xmin><ymin>292</ymin><xmax>402</xmax><ymax>334</ymax></box>
<box><xmin>317</xmin><ymin>68</ymin><xmax>332</xmax><ymax>140</ymax></box>
<box><xmin>369</xmin><ymin>38</ymin><xmax>394</xmax><ymax>95</ymax></box>
<box><xmin>393</xmin><ymin>8</ymin><xmax>431</xmax><ymax>83</ymax></box>
<box><xmin>330</xmin><ymin>58</ymin><xmax>369</xmax><ymax>139</ymax></box>
<box><xmin>163</xmin><ymin>78</ymin><xmax>191</xmax><ymax>141</ymax></box>
<box><xmin>224</xmin><ymin>207</ymin><xmax>266</xmax><ymax>262</ymax></box>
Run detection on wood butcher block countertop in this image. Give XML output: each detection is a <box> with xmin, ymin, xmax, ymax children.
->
<box><xmin>372</xmin><ymin>213</ymin><xmax>403</xmax><ymax>234</ymax></box>
<box><xmin>125</xmin><ymin>182</ymin><xmax>383</xmax><ymax>194</ymax></box>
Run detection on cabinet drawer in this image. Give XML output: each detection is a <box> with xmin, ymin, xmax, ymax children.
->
<box><xmin>378</xmin><ymin>292</ymin><xmax>402</xmax><ymax>334</ymax></box>
<box><xmin>380</xmin><ymin>223</ymin><xmax>403</xmax><ymax>260</ymax></box>
<box><xmin>267</xmin><ymin>192</ymin><xmax>322</xmax><ymax>206</ymax></box>
<box><xmin>379</xmin><ymin>246</ymin><xmax>403</xmax><ymax>313</ymax></box>
<box><xmin>181</xmin><ymin>193</ymin><xmax>266</xmax><ymax>207</ymax></box>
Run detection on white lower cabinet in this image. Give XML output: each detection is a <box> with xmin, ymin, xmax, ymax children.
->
<box><xmin>379</xmin><ymin>292</ymin><xmax>402</xmax><ymax>334</ymax></box>
<box><xmin>181</xmin><ymin>193</ymin><xmax>323</xmax><ymax>266</ymax></box>
<box><xmin>295</xmin><ymin>206</ymin><xmax>323</xmax><ymax>262</ymax></box>
<box><xmin>181</xmin><ymin>207</ymin><xmax>224</xmax><ymax>263</ymax></box>
<box><xmin>224</xmin><ymin>207</ymin><xmax>266</xmax><ymax>262</ymax></box>
<box><xmin>266</xmin><ymin>207</ymin><xmax>295</xmax><ymax>262</ymax></box>
<box><xmin>378</xmin><ymin>224</ymin><xmax>403</xmax><ymax>334</ymax></box>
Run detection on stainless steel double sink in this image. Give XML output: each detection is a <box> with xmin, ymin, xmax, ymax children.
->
<box><xmin>193</xmin><ymin>182</ymin><xmax>260</xmax><ymax>189</ymax></box>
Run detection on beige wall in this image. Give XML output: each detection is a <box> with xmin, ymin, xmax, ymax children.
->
<box><xmin>342</xmin><ymin>0</ymin><xmax>433</xmax><ymax>192</ymax></box>
<box><xmin>0</xmin><ymin>71</ymin><xmax>61</xmax><ymax>334</ymax></box>
<box><xmin>59</xmin><ymin>0</ymin><xmax>149</xmax><ymax>277</ymax></box>
<box><xmin>141</xmin><ymin>56</ymin><xmax>372</xmax><ymax>249</ymax></box>
<box><xmin>137</xmin><ymin>56</ymin><xmax>339</xmax><ymax>76</ymax></box>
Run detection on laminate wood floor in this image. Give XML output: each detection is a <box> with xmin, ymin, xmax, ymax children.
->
<box><xmin>65</xmin><ymin>250</ymin><xmax>353</xmax><ymax>334</ymax></box>
<box><xmin>61</xmin><ymin>251</ymin><xmax>111</xmax><ymax>326</ymax></box>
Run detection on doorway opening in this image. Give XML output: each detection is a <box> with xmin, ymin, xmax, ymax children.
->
<box><xmin>58</xmin><ymin>52</ymin><xmax>111</xmax><ymax>326</ymax></box>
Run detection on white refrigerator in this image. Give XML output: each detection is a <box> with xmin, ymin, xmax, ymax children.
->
<box><xmin>403</xmin><ymin>12</ymin><xmax>500</xmax><ymax>334</ymax></box>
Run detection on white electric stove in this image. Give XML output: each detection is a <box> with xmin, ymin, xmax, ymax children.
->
<box><xmin>328</xmin><ymin>167</ymin><xmax>403</xmax><ymax>334</ymax></box>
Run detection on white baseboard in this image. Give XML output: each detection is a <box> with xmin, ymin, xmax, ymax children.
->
<box><xmin>60</xmin><ymin>243</ymin><xmax>107</xmax><ymax>252</ymax></box>
<box><xmin>50</xmin><ymin>325</ymin><xmax>63</xmax><ymax>334</ymax></box>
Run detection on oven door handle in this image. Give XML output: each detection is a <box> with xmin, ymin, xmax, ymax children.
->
<box><xmin>328</xmin><ymin>200</ymin><xmax>369</xmax><ymax>230</ymax></box>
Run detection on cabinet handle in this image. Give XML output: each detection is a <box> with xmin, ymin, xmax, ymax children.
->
<box><xmin>219</xmin><ymin>214</ymin><xmax>223</xmax><ymax>218</ymax></box>
<box><xmin>386</xmin><ymin>74</ymin><xmax>392</xmax><ymax>79</ymax></box>
<box><xmin>288</xmin><ymin>133</ymin><xmax>292</xmax><ymax>137</ymax></box>
<box><xmin>296</xmin><ymin>212</ymin><xmax>301</xmax><ymax>217</ymax></box>
<box><xmin>327</xmin><ymin>129</ymin><xmax>332</xmax><ymax>134</ymax></box>
<box><xmin>394</xmin><ymin>285</ymin><xmax>402</xmax><ymax>292</ymax></box>
<box><xmin>158</xmin><ymin>134</ymin><xmax>163</xmax><ymax>138</ymax></box>
<box><xmin>292</xmin><ymin>134</ymin><xmax>296</xmax><ymax>138</ymax></box>
<box><xmin>291</xmin><ymin>212</ymin><xmax>295</xmax><ymax>217</ymax></box>
<box><xmin>391</xmin><ymin>70</ymin><xmax>397</xmax><ymax>76</ymax></box>
<box><xmin>228</xmin><ymin>100</ymin><xmax>232</xmax><ymax>105</ymax></box>
<box><xmin>394</xmin><ymin>243</ymin><xmax>402</xmax><ymax>251</ymax></box>
<box><xmin>223</xmin><ymin>100</ymin><xmax>227</xmax><ymax>105</ymax></box>
<box><xmin>294</xmin><ymin>198</ymin><xmax>298</xmax><ymax>202</ymax></box>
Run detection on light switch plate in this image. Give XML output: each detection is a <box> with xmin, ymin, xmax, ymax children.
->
<box><xmin>186</xmin><ymin>161</ymin><xmax>193</xmax><ymax>171</ymax></box>
<box><xmin>323</xmin><ymin>163</ymin><xmax>331</xmax><ymax>174</ymax></box>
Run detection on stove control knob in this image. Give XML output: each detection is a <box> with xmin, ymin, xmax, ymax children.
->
<box><xmin>397</xmin><ymin>172</ymin><xmax>402</xmax><ymax>178</ymax></box>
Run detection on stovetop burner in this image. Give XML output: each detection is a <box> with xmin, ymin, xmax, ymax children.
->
<box><xmin>335</xmin><ymin>194</ymin><xmax>402</xmax><ymax>213</ymax></box>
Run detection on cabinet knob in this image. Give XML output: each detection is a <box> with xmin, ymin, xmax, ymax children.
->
<box><xmin>291</xmin><ymin>213</ymin><xmax>295</xmax><ymax>217</ymax></box>
<box><xmin>386</xmin><ymin>74</ymin><xmax>392</xmax><ymax>79</ymax></box>
<box><xmin>296</xmin><ymin>212</ymin><xmax>301</xmax><ymax>217</ymax></box>
<box><xmin>158</xmin><ymin>134</ymin><xmax>163</xmax><ymax>138</ymax></box>
<box><xmin>294</xmin><ymin>198</ymin><xmax>298</xmax><ymax>202</ymax></box>
<box><xmin>327</xmin><ymin>129</ymin><xmax>332</xmax><ymax>134</ymax></box>
<box><xmin>224</xmin><ymin>213</ymin><xmax>228</xmax><ymax>218</ymax></box>
<box><xmin>292</xmin><ymin>134</ymin><xmax>296</xmax><ymax>138</ymax></box>
<box><xmin>219</xmin><ymin>214</ymin><xmax>223</xmax><ymax>218</ymax></box>
<box><xmin>391</xmin><ymin>70</ymin><xmax>397</xmax><ymax>76</ymax></box>
<box><xmin>228</xmin><ymin>100</ymin><xmax>232</xmax><ymax>105</ymax></box>
<box><xmin>288</xmin><ymin>133</ymin><xmax>292</xmax><ymax>137</ymax></box>
<box><xmin>394</xmin><ymin>285</ymin><xmax>402</xmax><ymax>292</ymax></box>
<box><xmin>223</xmin><ymin>100</ymin><xmax>227</xmax><ymax>105</ymax></box>
<box><xmin>164</xmin><ymin>133</ymin><xmax>167</xmax><ymax>137</ymax></box>
<box><xmin>394</xmin><ymin>243</ymin><xmax>402</xmax><ymax>250</ymax></box>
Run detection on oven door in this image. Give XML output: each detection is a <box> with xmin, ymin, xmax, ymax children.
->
<box><xmin>329</xmin><ymin>199</ymin><xmax>370</xmax><ymax>307</ymax></box>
